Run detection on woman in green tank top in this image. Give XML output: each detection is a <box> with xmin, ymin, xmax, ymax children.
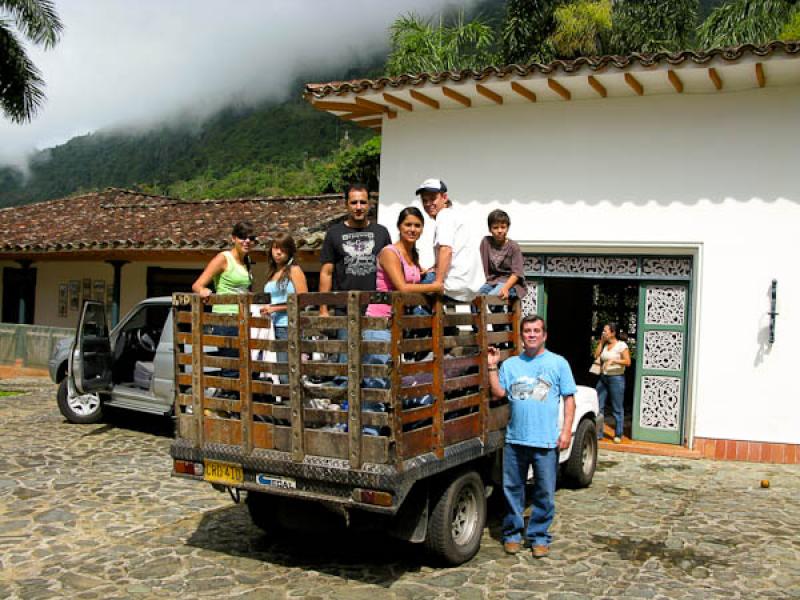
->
<box><xmin>192</xmin><ymin>222</ymin><xmax>256</xmax><ymax>385</ymax></box>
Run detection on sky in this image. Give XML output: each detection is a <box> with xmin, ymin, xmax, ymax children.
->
<box><xmin>0</xmin><ymin>0</ymin><xmax>476</xmax><ymax>168</ymax></box>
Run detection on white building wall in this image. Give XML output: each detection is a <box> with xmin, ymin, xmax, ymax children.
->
<box><xmin>377</xmin><ymin>85</ymin><xmax>799</xmax><ymax>445</ymax></box>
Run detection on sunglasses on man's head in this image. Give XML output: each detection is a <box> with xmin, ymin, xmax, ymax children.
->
<box><xmin>237</xmin><ymin>235</ymin><xmax>257</xmax><ymax>242</ymax></box>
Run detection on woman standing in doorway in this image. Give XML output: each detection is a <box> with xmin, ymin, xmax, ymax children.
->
<box><xmin>261</xmin><ymin>233</ymin><xmax>308</xmax><ymax>384</ymax></box>
<box><xmin>594</xmin><ymin>322</ymin><xmax>631</xmax><ymax>443</ymax></box>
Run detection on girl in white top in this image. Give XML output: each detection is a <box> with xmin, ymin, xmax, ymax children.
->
<box><xmin>593</xmin><ymin>322</ymin><xmax>631</xmax><ymax>443</ymax></box>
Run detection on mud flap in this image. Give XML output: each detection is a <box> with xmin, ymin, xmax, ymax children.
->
<box><xmin>387</xmin><ymin>483</ymin><xmax>429</xmax><ymax>543</ymax></box>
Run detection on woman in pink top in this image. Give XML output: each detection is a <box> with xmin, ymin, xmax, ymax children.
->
<box><xmin>363</xmin><ymin>207</ymin><xmax>442</xmax><ymax>393</ymax></box>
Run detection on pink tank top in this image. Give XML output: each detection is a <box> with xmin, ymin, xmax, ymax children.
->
<box><xmin>366</xmin><ymin>245</ymin><xmax>421</xmax><ymax>317</ymax></box>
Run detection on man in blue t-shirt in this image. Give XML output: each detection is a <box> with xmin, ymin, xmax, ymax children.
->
<box><xmin>487</xmin><ymin>314</ymin><xmax>576</xmax><ymax>559</ymax></box>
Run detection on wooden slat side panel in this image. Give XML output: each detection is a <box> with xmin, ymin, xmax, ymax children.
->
<box><xmin>489</xmin><ymin>403</ymin><xmax>510</xmax><ymax>432</ymax></box>
<box><xmin>190</xmin><ymin>295</ymin><xmax>203</xmax><ymax>447</ymax></box>
<box><xmin>347</xmin><ymin>291</ymin><xmax>363</xmax><ymax>469</ymax></box>
<box><xmin>287</xmin><ymin>294</ymin><xmax>304</xmax><ymax>460</ymax></box>
<box><xmin>252</xmin><ymin>422</ymin><xmax>274</xmax><ymax>449</ymax></box>
<box><xmin>204</xmin><ymin>417</ymin><xmax>242</xmax><ymax>446</ymax></box>
<box><xmin>237</xmin><ymin>296</ymin><xmax>253</xmax><ymax>454</ymax></box>
<box><xmin>431</xmin><ymin>296</ymin><xmax>445</xmax><ymax>459</ymax></box>
<box><xmin>390</xmin><ymin>294</ymin><xmax>405</xmax><ymax>468</ymax></box>
<box><xmin>444</xmin><ymin>413</ymin><xmax>481</xmax><ymax>446</ymax></box>
<box><xmin>401</xmin><ymin>426</ymin><xmax>433</xmax><ymax>460</ymax></box>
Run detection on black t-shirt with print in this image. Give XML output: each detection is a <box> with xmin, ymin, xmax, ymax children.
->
<box><xmin>320</xmin><ymin>222</ymin><xmax>391</xmax><ymax>291</ymax></box>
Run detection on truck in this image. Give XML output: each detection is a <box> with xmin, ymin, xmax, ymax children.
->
<box><xmin>164</xmin><ymin>291</ymin><xmax>599</xmax><ymax>564</ymax></box>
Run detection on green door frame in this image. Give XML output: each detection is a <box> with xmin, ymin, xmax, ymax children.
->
<box><xmin>631</xmin><ymin>282</ymin><xmax>690</xmax><ymax>444</ymax></box>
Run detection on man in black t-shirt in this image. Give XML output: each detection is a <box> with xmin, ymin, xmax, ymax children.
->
<box><xmin>316</xmin><ymin>184</ymin><xmax>390</xmax><ymax>378</ymax></box>
<box><xmin>319</xmin><ymin>183</ymin><xmax>391</xmax><ymax>314</ymax></box>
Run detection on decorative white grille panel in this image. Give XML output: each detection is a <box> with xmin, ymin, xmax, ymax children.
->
<box><xmin>639</xmin><ymin>376</ymin><xmax>680</xmax><ymax>431</ymax></box>
<box><xmin>545</xmin><ymin>256</ymin><xmax>638</xmax><ymax>275</ymax></box>
<box><xmin>642</xmin><ymin>258</ymin><xmax>691</xmax><ymax>277</ymax></box>
<box><xmin>645</xmin><ymin>286</ymin><xmax>686</xmax><ymax>325</ymax></box>
<box><xmin>520</xmin><ymin>283</ymin><xmax>538</xmax><ymax>316</ymax></box>
<box><xmin>643</xmin><ymin>331</ymin><xmax>683</xmax><ymax>371</ymax></box>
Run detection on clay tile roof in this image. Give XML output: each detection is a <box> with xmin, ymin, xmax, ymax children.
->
<box><xmin>0</xmin><ymin>188</ymin><xmax>354</xmax><ymax>255</ymax></box>
<box><xmin>304</xmin><ymin>41</ymin><xmax>800</xmax><ymax>98</ymax></box>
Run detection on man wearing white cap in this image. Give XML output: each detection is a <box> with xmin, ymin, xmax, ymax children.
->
<box><xmin>416</xmin><ymin>178</ymin><xmax>484</xmax><ymax>302</ymax></box>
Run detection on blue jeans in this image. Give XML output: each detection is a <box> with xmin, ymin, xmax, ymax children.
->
<box><xmin>502</xmin><ymin>443</ymin><xmax>559</xmax><ymax>547</ymax></box>
<box><xmin>478</xmin><ymin>282</ymin><xmax>518</xmax><ymax>298</ymax></box>
<box><xmin>597</xmin><ymin>374</ymin><xmax>625</xmax><ymax>438</ymax></box>
<box><xmin>274</xmin><ymin>325</ymin><xmax>288</xmax><ymax>385</ymax></box>
<box><xmin>212</xmin><ymin>324</ymin><xmax>239</xmax><ymax>379</ymax></box>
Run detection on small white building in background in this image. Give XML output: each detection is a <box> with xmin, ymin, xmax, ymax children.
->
<box><xmin>306</xmin><ymin>41</ymin><xmax>800</xmax><ymax>462</ymax></box>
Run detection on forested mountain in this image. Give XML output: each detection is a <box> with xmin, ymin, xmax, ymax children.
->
<box><xmin>0</xmin><ymin>96</ymin><xmax>376</xmax><ymax>206</ymax></box>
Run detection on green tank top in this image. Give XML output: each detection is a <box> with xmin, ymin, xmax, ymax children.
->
<box><xmin>212</xmin><ymin>251</ymin><xmax>251</xmax><ymax>314</ymax></box>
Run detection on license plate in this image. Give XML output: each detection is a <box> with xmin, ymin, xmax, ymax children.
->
<box><xmin>204</xmin><ymin>460</ymin><xmax>243</xmax><ymax>486</ymax></box>
<box><xmin>256</xmin><ymin>473</ymin><xmax>296</xmax><ymax>489</ymax></box>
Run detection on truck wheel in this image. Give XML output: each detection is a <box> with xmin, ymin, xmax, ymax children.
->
<box><xmin>563</xmin><ymin>418</ymin><xmax>597</xmax><ymax>488</ymax></box>
<box><xmin>425</xmin><ymin>470</ymin><xmax>486</xmax><ymax>565</ymax></box>
<box><xmin>57</xmin><ymin>379</ymin><xmax>103</xmax><ymax>424</ymax></box>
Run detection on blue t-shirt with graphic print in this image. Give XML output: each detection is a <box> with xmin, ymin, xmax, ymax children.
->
<box><xmin>499</xmin><ymin>349</ymin><xmax>577</xmax><ymax>448</ymax></box>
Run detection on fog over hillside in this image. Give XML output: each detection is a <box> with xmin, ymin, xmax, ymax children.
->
<box><xmin>0</xmin><ymin>0</ymin><xmax>481</xmax><ymax>168</ymax></box>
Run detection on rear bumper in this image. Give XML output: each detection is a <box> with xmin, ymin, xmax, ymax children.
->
<box><xmin>171</xmin><ymin>432</ymin><xmax>504</xmax><ymax>513</ymax></box>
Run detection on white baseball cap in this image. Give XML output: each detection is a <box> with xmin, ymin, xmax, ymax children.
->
<box><xmin>415</xmin><ymin>178</ymin><xmax>447</xmax><ymax>195</ymax></box>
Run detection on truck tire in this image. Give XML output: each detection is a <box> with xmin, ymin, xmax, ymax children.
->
<box><xmin>57</xmin><ymin>379</ymin><xmax>103</xmax><ymax>424</ymax></box>
<box><xmin>425</xmin><ymin>470</ymin><xmax>486</xmax><ymax>565</ymax></box>
<box><xmin>563</xmin><ymin>418</ymin><xmax>597</xmax><ymax>488</ymax></box>
<box><xmin>246</xmin><ymin>491</ymin><xmax>283</xmax><ymax>535</ymax></box>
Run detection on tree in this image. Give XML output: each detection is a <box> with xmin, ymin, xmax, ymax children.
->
<box><xmin>779</xmin><ymin>6</ymin><xmax>800</xmax><ymax>40</ymax></box>
<box><xmin>610</xmin><ymin>0</ymin><xmax>698</xmax><ymax>54</ymax></box>
<box><xmin>0</xmin><ymin>0</ymin><xmax>63</xmax><ymax>123</ymax></box>
<box><xmin>697</xmin><ymin>0</ymin><xmax>798</xmax><ymax>48</ymax></box>
<box><xmin>547</xmin><ymin>0</ymin><xmax>612</xmax><ymax>58</ymax></box>
<box><xmin>501</xmin><ymin>0</ymin><xmax>564</xmax><ymax>64</ymax></box>
<box><xmin>385</xmin><ymin>12</ymin><xmax>496</xmax><ymax>76</ymax></box>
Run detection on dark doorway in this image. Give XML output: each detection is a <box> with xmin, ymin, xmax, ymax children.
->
<box><xmin>2</xmin><ymin>267</ymin><xmax>37</xmax><ymax>324</ymax></box>
<box><xmin>147</xmin><ymin>268</ymin><xmax>202</xmax><ymax>298</ymax></box>
<box><xmin>544</xmin><ymin>277</ymin><xmax>639</xmax><ymax>437</ymax></box>
<box><xmin>544</xmin><ymin>279</ymin><xmax>596</xmax><ymax>386</ymax></box>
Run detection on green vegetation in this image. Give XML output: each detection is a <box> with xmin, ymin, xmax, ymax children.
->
<box><xmin>386</xmin><ymin>12</ymin><xmax>497</xmax><ymax>76</ymax></box>
<box><xmin>698</xmin><ymin>0</ymin><xmax>798</xmax><ymax>47</ymax></box>
<box><xmin>611</xmin><ymin>0</ymin><xmax>698</xmax><ymax>54</ymax></box>
<box><xmin>1</xmin><ymin>0</ymin><xmax>63</xmax><ymax>123</ymax></box>
<box><xmin>0</xmin><ymin>390</ymin><xmax>20</xmax><ymax>397</ymax></box>
<box><xmin>547</xmin><ymin>0</ymin><xmax>612</xmax><ymax>58</ymax></box>
<box><xmin>780</xmin><ymin>7</ymin><xmax>800</xmax><ymax>39</ymax></box>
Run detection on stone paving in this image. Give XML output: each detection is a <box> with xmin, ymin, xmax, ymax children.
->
<box><xmin>1</xmin><ymin>377</ymin><xmax>799</xmax><ymax>599</ymax></box>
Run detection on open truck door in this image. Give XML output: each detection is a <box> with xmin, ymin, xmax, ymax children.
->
<box><xmin>70</xmin><ymin>300</ymin><xmax>112</xmax><ymax>394</ymax></box>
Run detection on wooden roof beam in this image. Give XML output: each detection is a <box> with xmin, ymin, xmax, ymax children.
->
<box><xmin>625</xmin><ymin>73</ymin><xmax>644</xmax><ymax>96</ymax></box>
<box><xmin>708</xmin><ymin>67</ymin><xmax>722</xmax><ymax>90</ymax></box>
<box><xmin>338</xmin><ymin>111</ymin><xmax>382</xmax><ymax>121</ymax></box>
<box><xmin>409</xmin><ymin>89</ymin><xmax>440</xmax><ymax>109</ymax></box>
<box><xmin>354</xmin><ymin>96</ymin><xmax>397</xmax><ymax>119</ymax></box>
<box><xmin>547</xmin><ymin>78</ymin><xmax>571</xmax><ymax>101</ymax></box>
<box><xmin>755</xmin><ymin>63</ymin><xmax>766</xmax><ymax>88</ymax></box>
<box><xmin>383</xmin><ymin>92</ymin><xmax>413</xmax><ymax>111</ymax></box>
<box><xmin>587</xmin><ymin>76</ymin><xmax>607</xmax><ymax>98</ymax></box>
<box><xmin>668</xmin><ymin>70</ymin><xmax>684</xmax><ymax>93</ymax></box>
<box><xmin>442</xmin><ymin>86</ymin><xmax>471</xmax><ymax>107</ymax></box>
<box><xmin>476</xmin><ymin>84</ymin><xmax>503</xmax><ymax>105</ymax></box>
<box><xmin>352</xmin><ymin>118</ymin><xmax>383</xmax><ymax>128</ymax></box>
<box><xmin>511</xmin><ymin>81</ymin><xmax>536</xmax><ymax>102</ymax></box>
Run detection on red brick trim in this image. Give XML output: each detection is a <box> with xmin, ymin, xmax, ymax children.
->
<box><xmin>694</xmin><ymin>437</ymin><xmax>800</xmax><ymax>464</ymax></box>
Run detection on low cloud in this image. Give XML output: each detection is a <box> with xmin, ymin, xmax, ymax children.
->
<box><xmin>0</xmin><ymin>0</ymin><xmax>479</xmax><ymax>167</ymax></box>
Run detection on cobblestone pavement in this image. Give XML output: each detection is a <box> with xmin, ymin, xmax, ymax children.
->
<box><xmin>1</xmin><ymin>377</ymin><xmax>799</xmax><ymax>599</ymax></box>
